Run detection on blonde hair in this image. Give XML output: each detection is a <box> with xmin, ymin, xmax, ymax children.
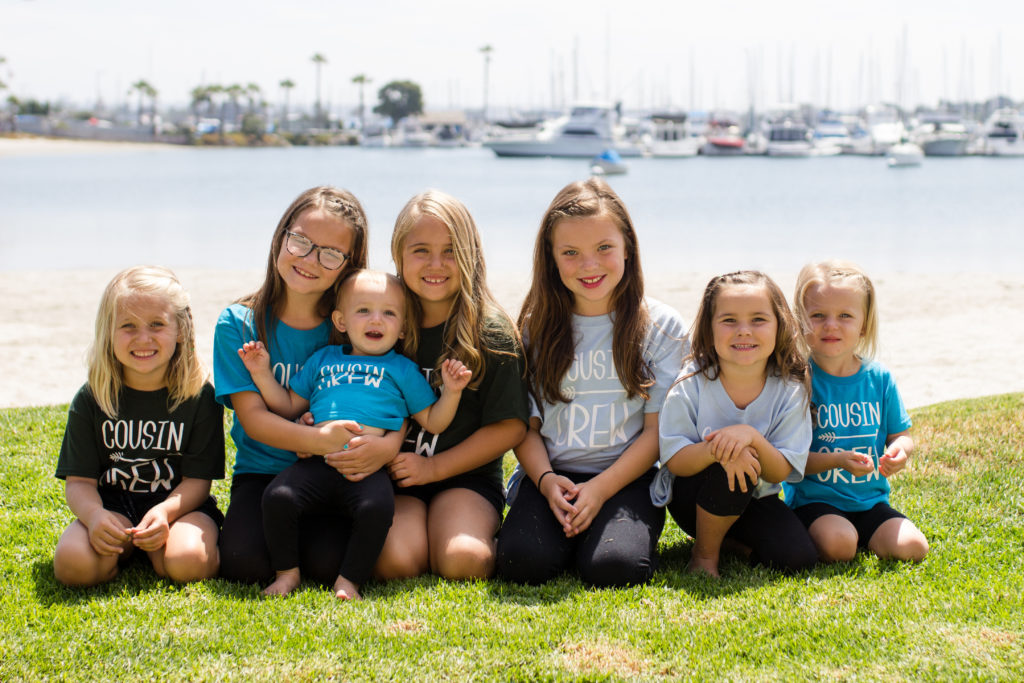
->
<box><xmin>88</xmin><ymin>266</ymin><xmax>207</xmax><ymax>418</ymax></box>
<box><xmin>794</xmin><ymin>260</ymin><xmax>878</xmax><ymax>359</ymax></box>
<box><xmin>686</xmin><ymin>271</ymin><xmax>808</xmax><ymax>392</ymax></box>
<box><xmin>520</xmin><ymin>177</ymin><xmax>653</xmax><ymax>405</ymax></box>
<box><xmin>391</xmin><ymin>190</ymin><xmax>519</xmax><ymax>390</ymax></box>
<box><xmin>237</xmin><ymin>186</ymin><xmax>369</xmax><ymax>351</ymax></box>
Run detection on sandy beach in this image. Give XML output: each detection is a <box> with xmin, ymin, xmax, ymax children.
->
<box><xmin>1</xmin><ymin>267</ymin><xmax>1021</xmax><ymax>410</ymax></box>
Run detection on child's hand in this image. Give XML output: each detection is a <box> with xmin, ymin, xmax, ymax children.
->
<box><xmin>440</xmin><ymin>359</ymin><xmax>472</xmax><ymax>393</ymax></box>
<box><xmin>564</xmin><ymin>480</ymin><xmax>609</xmax><ymax>538</ymax></box>
<box><xmin>838</xmin><ymin>450</ymin><xmax>875</xmax><ymax>477</ymax></box>
<box><xmin>237</xmin><ymin>341</ymin><xmax>271</xmax><ymax>376</ymax></box>
<box><xmin>84</xmin><ymin>508</ymin><xmax>132</xmax><ymax>556</ymax></box>
<box><xmin>879</xmin><ymin>446</ymin><xmax>908</xmax><ymax>477</ymax></box>
<box><xmin>386</xmin><ymin>451</ymin><xmax>436</xmax><ymax>488</ymax></box>
<box><xmin>705</xmin><ymin>425</ymin><xmax>757</xmax><ymax>463</ymax></box>
<box><xmin>131</xmin><ymin>506</ymin><xmax>170</xmax><ymax>552</ymax></box>
<box><xmin>537</xmin><ymin>472</ymin><xmax>579</xmax><ymax>533</ymax></box>
<box><xmin>721</xmin><ymin>448</ymin><xmax>761</xmax><ymax>493</ymax></box>
<box><xmin>319</xmin><ymin>420</ymin><xmax>363</xmax><ymax>453</ymax></box>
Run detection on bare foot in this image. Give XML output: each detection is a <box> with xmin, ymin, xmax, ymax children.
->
<box><xmin>687</xmin><ymin>554</ymin><xmax>721</xmax><ymax>578</ymax></box>
<box><xmin>332</xmin><ymin>574</ymin><xmax>362</xmax><ymax>601</ymax></box>
<box><xmin>262</xmin><ymin>568</ymin><xmax>301</xmax><ymax>596</ymax></box>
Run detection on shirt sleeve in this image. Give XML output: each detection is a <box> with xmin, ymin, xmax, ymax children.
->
<box><xmin>658</xmin><ymin>373</ymin><xmax>701</xmax><ymax>466</ymax></box>
<box><xmin>768</xmin><ymin>379</ymin><xmax>813</xmax><ymax>482</ymax></box>
<box><xmin>882</xmin><ymin>368</ymin><xmax>913</xmax><ymax>436</ymax></box>
<box><xmin>54</xmin><ymin>385</ymin><xmax>103</xmax><ymax>480</ymax></box>
<box><xmin>288</xmin><ymin>348</ymin><xmax>319</xmax><ymax>400</ymax></box>
<box><xmin>402</xmin><ymin>359</ymin><xmax>440</xmax><ymax>415</ymax></box>
<box><xmin>212</xmin><ymin>306</ymin><xmax>258</xmax><ymax>408</ymax></box>
<box><xmin>180</xmin><ymin>383</ymin><xmax>226</xmax><ymax>480</ymax></box>
<box><xmin>644</xmin><ymin>301</ymin><xmax>689</xmax><ymax>413</ymax></box>
<box><xmin>477</xmin><ymin>334</ymin><xmax>530</xmax><ymax>428</ymax></box>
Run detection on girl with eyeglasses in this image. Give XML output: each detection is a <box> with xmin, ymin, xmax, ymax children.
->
<box><xmin>213</xmin><ymin>186</ymin><xmax>406</xmax><ymax>586</ymax></box>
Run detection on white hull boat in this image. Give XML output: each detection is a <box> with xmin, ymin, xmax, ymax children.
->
<box><xmin>886</xmin><ymin>142</ymin><xmax>923</xmax><ymax>167</ymax></box>
<box><xmin>483</xmin><ymin>104</ymin><xmax>644</xmax><ymax>158</ymax></box>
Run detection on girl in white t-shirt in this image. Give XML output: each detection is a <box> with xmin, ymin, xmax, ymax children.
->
<box><xmin>496</xmin><ymin>178</ymin><xmax>687</xmax><ymax>586</ymax></box>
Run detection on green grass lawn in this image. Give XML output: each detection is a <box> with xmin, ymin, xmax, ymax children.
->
<box><xmin>2</xmin><ymin>394</ymin><xmax>1022</xmax><ymax>681</ymax></box>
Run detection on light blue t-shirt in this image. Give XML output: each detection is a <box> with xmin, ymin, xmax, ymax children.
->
<box><xmin>783</xmin><ymin>358</ymin><xmax>912</xmax><ymax>512</ymax></box>
<box><xmin>507</xmin><ymin>299</ymin><xmax>687</xmax><ymax>503</ymax></box>
<box><xmin>289</xmin><ymin>345</ymin><xmax>437</xmax><ymax>431</ymax></box>
<box><xmin>213</xmin><ymin>303</ymin><xmax>330</xmax><ymax>475</ymax></box>
<box><xmin>652</xmin><ymin>363</ymin><xmax>812</xmax><ymax>504</ymax></box>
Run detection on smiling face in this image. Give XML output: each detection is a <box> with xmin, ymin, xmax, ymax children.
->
<box><xmin>550</xmin><ymin>214</ymin><xmax>627</xmax><ymax>316</ymax></box>
<box><xmin>275</xmin><ymin>207</ymin><xmax>355</xmax><ymax>299</ymax></box>
<box><xmin>112</xmin><ymin>294</ymin><xmax>181</xmax><ymax>390</ymax></box>
<box><xmin>332</xmin><ymin>272</ymin><xmax>406</xmax><ymax>356</ymax></box>
<box><xmin>399</xmin><ymin>215</ymin><xmax>461</xmax><ymax>324</ymax></box>
<box><xmin>802</xmin><ymin>282</ymin><xmax>867</xmax><ymax>373</ymax></box>
<box><xmin>711</xmin><ymin>284</ymin><xmax>778</xmax><ymax>374</ymax></box>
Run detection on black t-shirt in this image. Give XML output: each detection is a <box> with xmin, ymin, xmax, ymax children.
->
<box><xmin>56</xmin><ymin>382</ymin><xmax>225</xmax><ymax>495</ymax></box>
<box><xmin>402</xmin><ymin>317</ymin><xmax>529</xmax><ymax>481</ymax></box>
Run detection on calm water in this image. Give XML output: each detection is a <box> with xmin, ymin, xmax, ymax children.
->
<box><xmin>1</xmin><ymin>145</ymin><xmax>1021</xmax><ymax>275</ymax></box>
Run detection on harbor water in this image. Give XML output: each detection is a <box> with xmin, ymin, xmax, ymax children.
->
<box><xmin>1</xmin><ymin>145</ymin><xmax>1021</xmax><ymax>276</ymax></box>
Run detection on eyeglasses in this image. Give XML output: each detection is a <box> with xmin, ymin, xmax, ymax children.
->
<box><xmin>284</xmin><ymin>231</ymin><xmax>349</xmax><ymax>270</ymax></box>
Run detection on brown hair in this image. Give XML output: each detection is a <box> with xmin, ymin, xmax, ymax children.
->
<box><xmin>391</xmin><ymin>190</ymin><xmax>519</xmax><ymax>390</ymax></box>
<box><xmin>686</xmin><ymin>271</ymin><xmax>808</xmax><ymax>391</ymax></box>
<box><xmin>519</xmin><ymin>177</ymin><xmax>653</xmax><ymax>405</ymax></box>
<box><xmin>236</xmin><ymin>186</ymin><xmax>369</xmax><ymax>350</ymax></box>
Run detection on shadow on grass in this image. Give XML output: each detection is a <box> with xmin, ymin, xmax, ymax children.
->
<box><xmin>31</xmin><ymin>555</ymin><xmax>188</xmax><ymax>605</ymax></box>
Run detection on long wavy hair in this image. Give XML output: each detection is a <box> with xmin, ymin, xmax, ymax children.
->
<box><xmin>519</xmin><ymin>178</ymin><xmax>653</xmax><ymax>405</ymax></box>
<box><xmin>793</xmin><ymin>260</ymin><xmax>878</xmax><ymax>360</ymax></box>
<box><xmin>88</xmin><ymin>266</ymin><xmax>207</xmax><ymax>418</ymax></box>
<box><xmin>236</xmin><ymin>186</ymin><xmax>369</xmax><ymax>350</ymax></box>
<box><xmin>391</xmin><ymin>190</ymin><xmax>519</xmax><ymax>390</ymax></box>
<box><xmin>685</xmin><ymin>271</ymin><xmax>808</xmax><ymax>392</ymax></box>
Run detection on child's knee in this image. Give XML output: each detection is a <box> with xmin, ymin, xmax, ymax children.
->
<box><xmin>53</xmin><ymin>544</ymin><xmax>117</xmax><ymax>587</ymax></box>
<box><xmin>433</xmin><ymin>536</ymin><xmax>495</xmax><ymax>580</ymax></box>
<box><xmin>894</xmin><ymin>532</ymin><xmax>929</xmax><ymax>562</ymax></box>
<box><xmin>162</xmin><ymin>543</ymin><xmax>219</xmax><ymax>583</ymax></box>
<box><xmin>816</xmin><ymin>532</ymin><xmax>858</xmax><ymax>563</ymax></box>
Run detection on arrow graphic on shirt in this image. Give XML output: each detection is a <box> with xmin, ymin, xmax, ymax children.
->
<box><xmin>817</xmin><ymin>432</ymin><xmax>876</xmax><ymax>443</ymax></box>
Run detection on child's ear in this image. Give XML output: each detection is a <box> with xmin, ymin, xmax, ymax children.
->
<box><xmin>331</xmin><ymin>310</ymin><xmax>347</xmax><ymax>333</ymax></box>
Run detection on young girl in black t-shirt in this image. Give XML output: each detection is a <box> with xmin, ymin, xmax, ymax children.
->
<box><xmin>53</xmin><ymin>266</ymin><xmax>225</xmax><ymax>586</ymax></box>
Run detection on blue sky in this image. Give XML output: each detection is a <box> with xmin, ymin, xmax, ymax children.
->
<box><xmin>2</xmin><ymin>0</ymin><xmax>1019</xmax><ymax>114</ymax></box>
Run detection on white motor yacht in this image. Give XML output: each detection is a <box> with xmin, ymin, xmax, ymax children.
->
<box><xmin>765</xmin><ymin>118</ymin><xmax>815</xmax><ymax>157</ymax></box>
<box><xmin>483</xmin><ymin>104</ymin><xmax>644</xmax><ymax>158</ymax></box>
<box><xmin>982</xmin><ymin>108</ymin><xmax>1024</xmax><ymax>156</ymax></box>
<box><xmin>912</xmin><ymin>113</ymin><xmax>971</xmax><ymax>156</ymax></box>
<box><xmin>643</xmin><ymin>113</ymin><xmax>698</xmax><ymax>158</ymax></box>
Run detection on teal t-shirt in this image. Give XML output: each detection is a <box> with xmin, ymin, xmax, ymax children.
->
<box><xmin>212</xmin><ymin>303</ymin><xmax>330</xmax><ymax>475</ymax></box>
<box><xmin>784</xmin><ymin>358</ymin><xmax>912</xmax><ymax>512</ymax></box>
<box><xmin>290</xmin><ymin>345</ymin><xmax>437</xmax><ymax>431</ymax></box>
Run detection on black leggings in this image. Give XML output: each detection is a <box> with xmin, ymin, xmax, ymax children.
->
<box><xmin>496</xmin><ymin>469</ymin><xmax>665</xmax><ymax>587</ymax></box>
<box><xmin>667</xmin><ymin>464</ymin><xmax>818</xmax><ymax>572</ymax></box>
<box><xmin>261</xmin><ymin>458</ymin><xmax>394</xmax><ymax>586</ymax></box>
<box><xmin>219</xmin><ymin>472</ymin><xmax>355</xmax><ymax>586</ymax></box>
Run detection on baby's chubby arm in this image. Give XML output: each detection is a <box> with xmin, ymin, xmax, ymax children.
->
<box><xmin>411</xmin><ymin>359</ymin><xmax>472</xmax><ymax>435</ymax></box>
<box><xmin>237</xmin><ymin>341</ymin><xmax>309</xmax><ymax>419</ymax></box>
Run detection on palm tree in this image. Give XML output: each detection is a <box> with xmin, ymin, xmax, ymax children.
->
<box><xmin>479</xmin><ymin>45</ymin><xmax>494</xmax><ymax>122</ymax></box>
<box><xmin>189</xmin><ymin>85</ymin><xmax>213</xmax><ymax>138</ymax></box>
<box><xmin>311</xmin><ymin>53</ymin><xmax>327</xmax><ymax>128</ymax></box>
<box><xmin>245</xmin><ymin>82</ymin><xmax>261</xmax><ymax>115</ymax></box>
<box><xmin>352</xmin><ymin>74</ymin><xmax>371</xmax><ymax>132</ymax></box>
<box><xmin>225</xmin><ymin>83</ymin><xmax>245</xmax><ymax>128</ymax></box>
<box><xmin>128</xmin><ymin>79</ymin><xmax>156</xmax><ymax>126</ymax></box>
<box><xmin>279</xmin><ymin>78</ymin><xmax>295</xmax><ymax>132</ymax></box>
